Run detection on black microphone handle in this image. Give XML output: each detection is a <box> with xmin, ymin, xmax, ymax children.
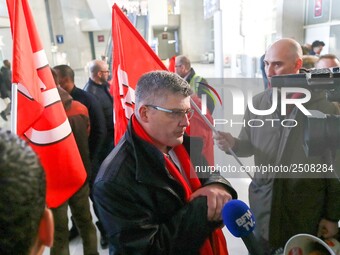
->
<box><xmin>271</xmin><ymin>74</ymin><xmax>309</xmax><ymax>88</ymax></box>
<box><xmin>271</xmin><ymin>73</ymin><xmax>340</xmax><ymax>89</ymax></box>
<box><xmin>241</xmin><ymin>233</ymin><xmax>264</xmax><ymax>255</ymax></box>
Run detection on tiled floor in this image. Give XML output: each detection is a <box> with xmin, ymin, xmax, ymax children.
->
<box><xmin>1</xmin><ymin>63</ymin><xmax>261</xmax><ymax>254</ymax></box>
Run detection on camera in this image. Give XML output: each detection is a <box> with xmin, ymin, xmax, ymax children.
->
<box><xmin>271</xmin><ymin>67</ymin><xmax>340</xmax><ymax>157</ymax></box>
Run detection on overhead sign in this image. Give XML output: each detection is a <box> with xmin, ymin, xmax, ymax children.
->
<box><xmin>56</xmin><ymin>34</ymin><xmax>64</xmax><ymax>44</ymax></box>
<box><xmin>314</xmin><ymin>0</ymin><xmax>322</xmax><ymax>17</ymax></box>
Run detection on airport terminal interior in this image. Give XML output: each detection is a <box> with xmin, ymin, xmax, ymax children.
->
<box><xmin>0</xmin><ymin>0</ymin><xmax>340</xmax><ymax>254</ymax></box>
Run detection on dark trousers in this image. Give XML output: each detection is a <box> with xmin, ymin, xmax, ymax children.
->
<box><xmin>51</xmin><ymin>184</ymin><xmax>99</xmax><ymax>255</ymax></box>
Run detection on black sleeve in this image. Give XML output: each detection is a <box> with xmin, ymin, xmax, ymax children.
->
<box><xmin>88</xmin><ymin>95</ymin><xmax>107</xmax><ymax>180</ymax></box>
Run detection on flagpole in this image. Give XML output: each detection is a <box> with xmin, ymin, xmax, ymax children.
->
<box><xmin>190</xmin><ymin>97</ymin><xmax>254</xmax><ymax>181</ymax></box>
<box><xmin>10</xmin><ymin>83</ymin><xmax>18</xmax><ymax>134</ymax></box>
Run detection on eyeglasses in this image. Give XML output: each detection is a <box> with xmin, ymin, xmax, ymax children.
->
<box><xmin>175</xmin><ymin>65</ymin><xmax>182</xmax><ymax>67</ymax></box>
<box><xmin>100</xmin><ymin>70</ymin><xmax>110</xmax><ymax>73</ymax></box>
<box><xmin>146</xmin><ymin>105</ymin><xmax>195</xmax><ymax>120</ymax></box>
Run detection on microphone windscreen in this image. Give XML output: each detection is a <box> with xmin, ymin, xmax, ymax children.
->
<box><xmin>222</xmin><ymin>199</ymin><xmax>256</xmax><ymax>238</ymax></box>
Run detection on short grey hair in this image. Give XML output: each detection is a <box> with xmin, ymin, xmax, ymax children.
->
<box><xmin>175</xmin><ymin>55</ymin><xmax>191</xmax><ymax>69</ymax></box>
<box><xmin>135</xmin><ymin>71</ymin><xmax>192</xmax><ymax>111</ymax></box>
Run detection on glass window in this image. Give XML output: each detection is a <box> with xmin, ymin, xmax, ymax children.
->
<box><xmin>329</xmin><ymin>25</ymin><xmax>340</xmax><ymax>58</ymax></box>
<box><xmin>331</xmin><ymin>0</ymin><xmax>340</xmax><ymax>21</ymax></box>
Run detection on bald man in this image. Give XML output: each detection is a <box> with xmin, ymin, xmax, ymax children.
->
<box><xmin>314</xmin><ymin>54</ymin><xmax>340</xmax><ymax>69</ymax></box>
<box><xmin>84</xmin><ymin>59</ymin><xmax>113</xmax><ymax>248</ymax></box>
<box><xmin>215</xmin><ymin>38</ymin><xmax>340</xmax><ymax>254</ymax></box>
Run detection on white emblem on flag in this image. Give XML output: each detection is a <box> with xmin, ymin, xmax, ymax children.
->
<box><xmin>117</xmin><ymin>64</ymin><xmax>135</xmax><ymax>119</ymax></box>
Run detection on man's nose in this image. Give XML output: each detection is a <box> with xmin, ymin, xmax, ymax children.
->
<box><xmin>179</xmin><ymin>113</ymin><xmax>190</xmax><ymax>127</ymax></box>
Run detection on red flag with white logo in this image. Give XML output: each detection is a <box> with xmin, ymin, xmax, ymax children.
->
<box><xmin>111</xmin><ymin>4</ymin><xmax>167</xmax><ymax>144</ymax></box>
<box><xmin>6</xmin><ymin>0</ymin><xmax>86</xmax><ymax>208</ymax></box>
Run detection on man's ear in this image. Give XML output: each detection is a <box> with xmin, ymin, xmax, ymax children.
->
<box><xmin>38</xmin><ymin>208</ymin><xmax>54</xmax><ymax>247</ymax></box>
<box><xmin>138</xmin><ymin>105</ymin><xmax>149</xmax><ymax>122</ymax></box>
<box><xmin>30</xmin><ymin>208</ymin><xmax>54</xmax><ymax>255</ymax></box>
<box><xmin>295</xmin><ymin>58</ymin><xmax>303</xmax><ymax>71</ymax></box>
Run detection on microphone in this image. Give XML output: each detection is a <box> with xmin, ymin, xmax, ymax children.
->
<box><xmin>222</xmin><ymin>200</ymin><xmax>264</xmax><ymax>255</ymax></box>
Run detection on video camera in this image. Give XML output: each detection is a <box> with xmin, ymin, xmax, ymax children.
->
<box><xmin>271</xmin><ymin>67</ymin><xmax>340</xmax><ymax>157</ymax></box>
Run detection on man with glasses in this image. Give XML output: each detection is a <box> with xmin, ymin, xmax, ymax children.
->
<box><xmin>93</xmin><ymin>70</ymin><xmax>237</xmax><ymax>255</ymax></box>
<box><xmin>84</xmin><ymin>59</ymin><xmax>113</xmax><ymax>248</ymax></box>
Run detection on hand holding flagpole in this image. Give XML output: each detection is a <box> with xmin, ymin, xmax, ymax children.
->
<box><xmin>190</xmin><ymin>97</ymin><xmax>254</xmax><ymax>181</ymax></box>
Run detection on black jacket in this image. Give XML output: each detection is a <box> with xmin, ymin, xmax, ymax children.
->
<box><xmin>84</xmin><ymin>78</ymin><xmax>113</xmax><ymax>135</ymax></box>
<box><xmin>93</xmin><ymin>121</ymin><xmax>237</xmax><ymax>255</ymax></box>
<box><xmin>84</xmin><ymin>78</ymin><xmax>114</xmax><ymax>162</ymax></box>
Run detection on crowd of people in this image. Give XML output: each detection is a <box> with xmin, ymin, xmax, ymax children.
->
<box><xmin>0</xmin><ymin>37</ymin><xmax>339</xmax><ymax>255</ymax></box>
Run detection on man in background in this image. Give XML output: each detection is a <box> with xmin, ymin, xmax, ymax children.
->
<box><xmin>309</xmin><ymin>40</ymin><xmax>325</xmax><ymax>56</ymax></box>
<box><xmin>0</xmin><ymin>129</ymin><xmax>54</xmax><ymax>255</ymax></box>
<box><xmin>175</xmin><ymin>55</ymin><xmax>216</xmax><ymax>113</ymax></box>
<box><xmin>84</xmin><ymin>60</ymin><xmax>114</xmax><ymax>160</ymax></box>
<box><xmin>84</xmin><ymin>59</ymin><xmax>114</xmax><ymax>248</ymax></box>
<box><xmin>0</xmin><ymin>60</ymin><xmax>12</xmax><ymax>121</ymax></box>
<box><xmin>314</xmin><ymin>53</ymin><xmax>340</xmax><ymax>69</ymax></box>
<box><xmin>53</xmin><ymin>65</ymin><xmax>106</xmax><ymax>186</ymax></box>
<box><xmin>215</xmin><ymin>38</ymin><xmax>340</xmax><ymax>254</ymax></box>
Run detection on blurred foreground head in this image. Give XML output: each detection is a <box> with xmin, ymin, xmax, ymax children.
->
<box><xmin>0</xmin><ymin>129</ymin><xmax>53</xmax><ymax>255</ymax></box>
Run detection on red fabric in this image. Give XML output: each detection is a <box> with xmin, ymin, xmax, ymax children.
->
<box><xmin>168</xmin><ymin>55</ymin><xmax>176</xmax><ymax>73</ymax></box>
<box><xmin>7</xmin><ymin>0</ymin><xmax>43</xmax><ymax>134</ymax></box>
<box><xmin>186</xmin><ymin>96</ymin><xmax>215</xmax><ymax>166</ymax></box>
<box><xmin>111</xmin><ymin>4</ymin><xmax>168</xmax><ymax>145</ymax></box>
<box><xmin>132</xmin><ymin>115</ymin><xmax>228</xmax><ymax>255</ymax></box>
<box><xmin>6</xmin><ymin>0</ymin><xmax>86</xmax><ymax>208</ymax></box>
<box><xmin>67</xmin><ymin>101</ymin><xmax>90</xmax><ymax>135</ymax></box>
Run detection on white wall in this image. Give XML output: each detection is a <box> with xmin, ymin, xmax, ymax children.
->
<box><xmin>179</xmin><ymin>0</ymin><xmax>212</xmax><ymax>62</ymax></box>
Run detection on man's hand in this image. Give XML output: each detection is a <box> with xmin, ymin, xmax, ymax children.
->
<box><xmin>317</xmin><ymin>218</ymin><xmax>339</xmax><ymax>239</ymax></box>
<box><xmin>190</xmin><ymin>184</ymin><xmax>232</xmax><ymax>221</ymax></box>
<box><xmin>214</xmin><ymin>131</ymin><xmax>235</xmax><ymax>153</ymax></box>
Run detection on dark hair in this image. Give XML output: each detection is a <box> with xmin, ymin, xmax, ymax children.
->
<box><xmin>312</xmin><ymin>40</ymin><xmax>325</xmax><ymax>48</ymax></box>
<box><xmin>3</xmin><ymin>59</ymin><xmax>10</xmax><ymax>69</ymax></box>
<box><xmin>53</xmin><ymin>64</ymin><xmax>75</xmax><ymax>82</ymax></box>
<box><xmin>0</xmin><ymin>129</ymin><xmax>46</xmax><ymax>255</ymax></box>
<box><xmin>50</xmin><ymin>67</ymin><xmax>59</xmax><ymax>85</ymax></box>
<box><xmin>135</xmin><ymin>71</ymin><xmax>192</xmax><ymax>107</ymax></box>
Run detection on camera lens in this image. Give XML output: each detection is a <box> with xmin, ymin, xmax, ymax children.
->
<box><xmin>304</xmin><ymin>110</ymin><xmax>340</xmax><ymax>156</ymax></box>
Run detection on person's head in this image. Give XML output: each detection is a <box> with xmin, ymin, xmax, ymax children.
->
<box><xmin>0</xmin><ymin>129</ymin><xmax>53</xmax><ymax>255</ymax></box>
<box><xmin>302</xmin><ymin>55</ymin><xmax>319</xmax><ymax>70</ymax></box>
<box><xmin>175</xmin><ymin>55</ymin><xmax>191</xmax><ymax>78</ymax></box>
<box><xmin>314</xmin><ymin>54</ymin><xmax>340</xmax><ymax>69</ymax></box>
<box><xmin>264</xmin><ymin>38</ymin><xmax>303</xmax><ymax>86</ymax></box>
<box><xmin>301</xmin><ymin>44</ymin><xmax>312</xmax><ymax>55</ymax></box>
<box><xmin>135</xmin><ymin>71</ymin><xmax>193</xmax><ymax>153</ymax></box>
<box><xmin>53</xmin><ymin>65</ymin><xmax>75</xmax><ymax>93</ymax></box>
<box><xmin>3</xmin><ymin>59</ymin><xmax>11</xmax><ymax>69</ymax></box>
<box><xmin>311</xmin><ymin>40</ymin><xmax>325</xmax><ymax>55</ymax></box>
<box><xmin>88</xmin><ymin>59</ymin><xmax>110</xmax><ymax>84</ymax></box>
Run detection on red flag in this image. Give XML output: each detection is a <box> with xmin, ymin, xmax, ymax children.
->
<box><xmin>6</xmin><ymin>0</ymin><xmax>86</xmax><ymax>208</ymax></box>
<box><xmin>111</xmin><ymin>4</ymin><xmax>167</xmax><ymax>144</ymax></box>
<box><xmin>168</xmin><ymin>55</ymin><xmax>176</xmax><ymax>73</ymax></box>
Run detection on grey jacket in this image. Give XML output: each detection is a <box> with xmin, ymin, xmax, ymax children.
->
<box><xmin>233</xmin><ymin>88</ymin><xmax>340</xmax><ymax>249</ymax></box>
